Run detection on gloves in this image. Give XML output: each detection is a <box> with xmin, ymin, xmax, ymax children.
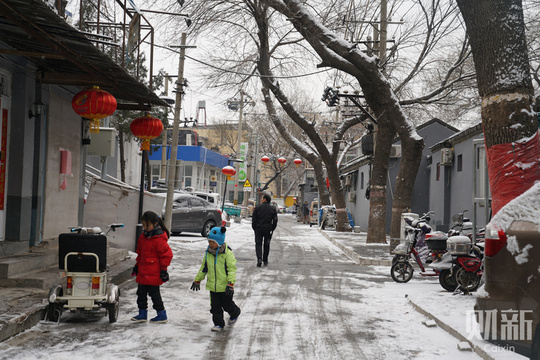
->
<box><xmin>190</xmin><ymin>281</ymin><xmax>201</xmax><ymax>291</ymax></box>
<box><xmin>160</xmin><ymin>270</ymin><xmax>169</xmax><ymax>282</ymax></box>
<box><xmin>225</xmin><ymin>283</ymin><xmax>234</xmax><ymax>296</ymax></box>
<box><xmin>131</xmin><ymin>265</ymin><xmax>138</xmax><ymax>276</ymax></box>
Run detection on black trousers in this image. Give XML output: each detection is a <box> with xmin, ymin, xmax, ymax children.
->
<box><xmin>254</xmin><ymin>229</ymin><xmax>272</xmax><ymax>262</ymax></box>
<box><xmin>210</xmin><ymin>291</ymin><xmax>241</xmax><ymax>327</ymax></box>
<box><xmin>136</xmin><ymin>284</ymin><xmax>165</xmax><ymax>312</ymax></box>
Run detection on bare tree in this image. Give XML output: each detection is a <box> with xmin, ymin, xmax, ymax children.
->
<box><xmin>456</xmin><ymin>0</ymin><xmax>540</xmax><ymax>215</ymax></box>
<box><xmin>182</xmin><ymin>0</ymin><xmax>479</xmax><ymax>239</ymax></box>
<box><xmin>259</xmin><ymin>0</ymin><xmax>424</xmax><ymax>240</ymax></box>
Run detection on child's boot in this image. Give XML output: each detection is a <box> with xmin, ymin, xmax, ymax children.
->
<box><xmin>131</xmin><ymin>309</ymin><xmax>148</xmax><ymax>322</ymax></box>
<box><xmin>150</xmin><ymin>310</ymin><xmax>168</xmax><ymax>323</ymax></box>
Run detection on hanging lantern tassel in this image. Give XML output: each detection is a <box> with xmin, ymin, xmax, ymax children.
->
<box><xmin>130</xmin><ymin>113</ymin><xmax>164</xmax><ymax>151</ymax></box>
<box><xmin>72</xmin><ymin>86</ymin><xmax>117</xmax><ymax>134</ymax></box>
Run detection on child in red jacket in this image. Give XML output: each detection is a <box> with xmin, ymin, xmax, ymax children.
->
<box><xmin>131</xmin><ymin>211</ymin><xmax>173</xmax><ymax>323</ymax></box>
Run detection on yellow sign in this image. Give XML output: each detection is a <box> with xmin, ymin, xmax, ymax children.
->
<box><xmin>243</xmin><ymin>179</ymin><xmax>252</xmax><ymax>188</ymax></box>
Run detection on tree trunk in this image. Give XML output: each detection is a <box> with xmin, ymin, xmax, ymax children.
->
<box><xmin>390</xmin><ymin>131</ymin><xmax>425</xmax><ymax>239</ymax></box>
<box><xmin>456</xmin><ymin>0</ymin><xmax>540</xmax><ymax>214</ymax></box>
<box><xmin>367</xmin><ymin>119</ymin><xmax>393</xmax><ymax>243</ymax></box>
<box><xmin>313</xmin><ymin>159</ymin><xmax>331</xmax><ymax>206</ymax></box>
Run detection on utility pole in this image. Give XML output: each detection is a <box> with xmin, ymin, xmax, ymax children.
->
<box><xmin>233</xmin><ymin>90</ymin><xmax>244</xmax><ymax>205</ymax></box>
<box><xmin>380</xmin><ymin>0</ymin><xmax>387</xmax><ymax>68</ymax></box>
<box><xmin>161</xmin><ymin>73</ymin><xmax>170</xmax><ymax>180</ymax></box>
<box><xmin>250</xmin><ymin>136</ymin><xmax>258</xmax><ymax>202</ymax></box>
<box><xmin>164</xmin><ymin>33</ymin><xmax>195</xmax><ymax>230</ymax></box>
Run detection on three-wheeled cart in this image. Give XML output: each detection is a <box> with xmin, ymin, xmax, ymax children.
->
<box><xmin>47</xmin><ymin>224</ymin><xmax>124</xmax><ymax>323</ymax></box>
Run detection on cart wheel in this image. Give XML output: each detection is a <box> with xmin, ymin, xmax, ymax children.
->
<box><xmin>47</xmin><ymin>304</ymin><xmax>61</xmax><ymax>322</ymax></box>
<box><xmin>107</xmin><ymin>286</ymin><xmax>120</xmax><ymax>323</ymax></box>
<box><xmin>46</xmin><ymin>286</ymin><xmax>63</xmax><ymax>322</ymax></box>
<box><xmin>108</xmin><ymin>299</ymin><xmax>119</xmax><ymax>323</ymax></box>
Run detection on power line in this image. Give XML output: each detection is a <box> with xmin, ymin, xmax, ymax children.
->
<box><xmin>152</xmin><ymin>42</ymin><xmax>332</xmax><ymax>79</ymax></box>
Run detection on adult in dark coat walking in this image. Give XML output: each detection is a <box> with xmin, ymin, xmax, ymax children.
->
<box><xmin>251</xmin><ymin>194</ymin><xmax>278</xmax><ymax>267</ymax></box>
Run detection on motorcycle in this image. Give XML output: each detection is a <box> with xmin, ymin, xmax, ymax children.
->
<box><xmin>431</xmin><ymin>211</ymin><xmax>484</xmax><ymax>292</ymax></box>
<box><xmin>390</xmin><ymin>211</ymin><xmax>449</xmax><ymax>283</ymax></box>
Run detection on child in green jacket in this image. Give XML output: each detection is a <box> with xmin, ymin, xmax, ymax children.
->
<box><xmin>191</xmin><ymin>226</ymin><xmax>241</xmax><ymax>332</ymax></box>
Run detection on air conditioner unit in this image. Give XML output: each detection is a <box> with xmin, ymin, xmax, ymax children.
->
<box><xmin>348</xmin><ymin>192</ymin><xmax>356</xmax><ymax>202</ymax></box>
<box><xmin>344</xmin><ymin>174</ymin><xmax>352</xmax><ymax>186</ymax></box>
<box><xmin>390</xmin><ymin>144</ymin><xmax>402</xmax><ymax>158</ymax></box>
<box><xmin>441</xmin><ymin>148</ymin><xmax>454</xmax><ymax>166</ymax></box>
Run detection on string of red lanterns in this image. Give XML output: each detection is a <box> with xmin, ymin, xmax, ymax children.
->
<box><xmin>260</xmin><ymin>156</ymin><xmax>303</xmax><ymax>167</ymax></box>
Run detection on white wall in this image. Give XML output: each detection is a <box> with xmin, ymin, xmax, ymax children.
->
<box><xmin>42</xmin><ymin>91</ymin><xmax>81</xmax><ymax>241</ymax></box>
<box><xmin>119</xmin><ymin>139</ymin><xmax>143</xmax><ymax>187</ymax></box>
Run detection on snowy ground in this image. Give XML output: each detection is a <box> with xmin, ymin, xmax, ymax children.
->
<box><xmin>0</xmin><ymin>215</ymin><xmax>526</xmax><ymax>359</ymax></box>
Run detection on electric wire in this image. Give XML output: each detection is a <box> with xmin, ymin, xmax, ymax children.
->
<box><xmin>151</xmin><ymin>42</ymin><xmax>332</xmax><ymax>80</ymax></box>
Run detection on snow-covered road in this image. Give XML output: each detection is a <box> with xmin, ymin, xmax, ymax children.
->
<box><xmin>0</xmin><ymin>215</ymin><xmax>489</xmax><ymax>359</ymax></box>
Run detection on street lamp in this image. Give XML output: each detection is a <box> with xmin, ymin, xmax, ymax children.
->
<box><xmin>221</xmin><ymin>158</ymin><xmax>243</xmax><ymax>211</ymax></box>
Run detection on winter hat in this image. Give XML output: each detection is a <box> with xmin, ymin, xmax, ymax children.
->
<box><xmin>208</xmin><ymin>226</ymin><xmax>226</xmax><ymax>246</ymax></box>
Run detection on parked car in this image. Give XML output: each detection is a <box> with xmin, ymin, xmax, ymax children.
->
<box><xmin>476</xmin><ymin>183</ymin><xmax>540</xmax><ymax>358</ymax></box>
<box><xmin>286</xmin><ymin>205</ymin><xmax>297</xmax><ymax>214</ymax></box>
<box><xmin>148</xmin><ymin>187</ymin><xmax>188</xmax><ymax>195</ymax></box>
<box><xmin>159</xmin><ymin>193</ymin><xmax>223</xmax><ymax>237</ymax></box>
<box><xmin>270</xmin><ymin>200</ymin><xmax>286</xmax><ymax>214</ymax></box>
<box><xmin>192</xmin><ymin>191</ymin><xmax>221</xmax><ymax>206</ymax></box>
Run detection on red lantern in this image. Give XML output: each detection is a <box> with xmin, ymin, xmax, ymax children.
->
<box><xmin>294</xmin><ymin>158</ymin><xmax>302</xmax><ymax>167</ymax></box>
<box><xmin>130</xmin><ymin>113</ymin><xmax>164</xmax><ymax>151</ymax></box>
<box><xmin>72</xmin><ymin>86</ymin><xmax>117</xmax><ymax>133</ymax></box>
<box><xmin>278</xmin><ymin>157</ymin><xmax>286</xmax><ymax>165</ymax></box>
<box><xmin>261</xmin><ymin>156</ymin><xmax>270</xmax><ymax>164</ymax></box>
<box><xmin>222</xmin><ymin>165</ymin><xmax>236</xmax><ymax>180</ymax></box>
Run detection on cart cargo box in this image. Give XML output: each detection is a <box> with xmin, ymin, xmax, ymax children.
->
<box><xmin>59</xmin><ymin>233</ymin><xmax>108</xmax><ymax>272</ymax></box>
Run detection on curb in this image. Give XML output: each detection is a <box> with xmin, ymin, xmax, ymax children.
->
<box><xmin>319</xmin><ymin>230</ymin><xmax>392</xmax><ymax>266</ymax></box>
<box><xmin>319</xmin><ymin>229</ymin><xmax>494</xmax><ymax>360</ymax></box>
<box><xmin>407</xmin><ymin>298</ymin><xmax>494</xmax><ymax>360</ymax></box>
<box><xmin>0</xmin><ymin>297</ymin><xmax>48</xmax><ymax>343</ymax></box>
